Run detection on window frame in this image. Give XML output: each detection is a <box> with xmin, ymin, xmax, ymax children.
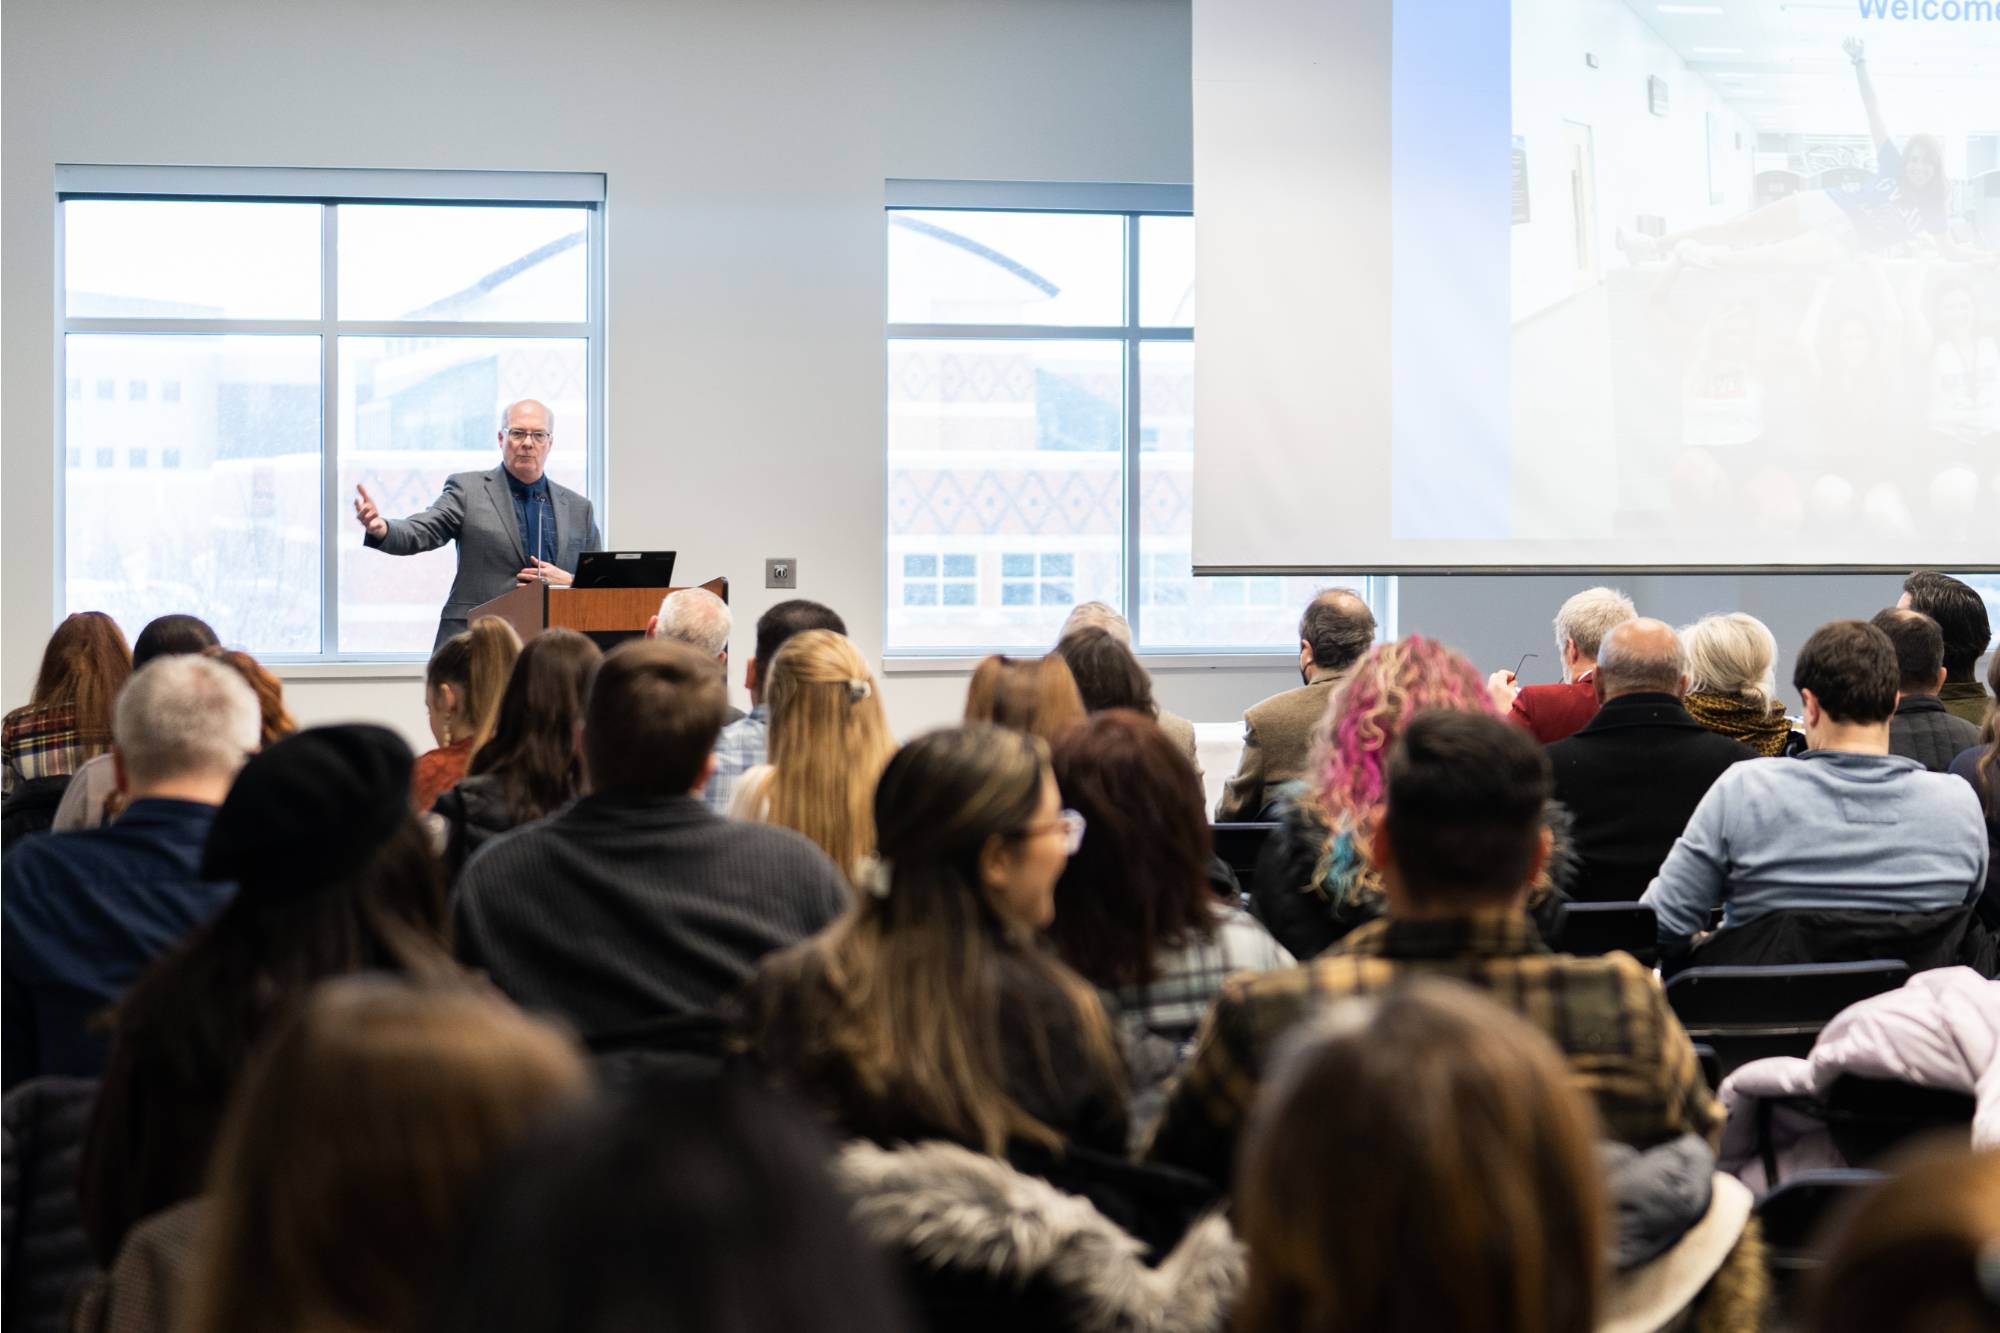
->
<box><xmin>884</xmin><ymin>180</ymin><xmax>1389</xmax><ymax>661</ymax></box>
<box><xmin>53</xmin><ymin>165</ymin><xmax>608</xmax><ymax>664</ymax></box>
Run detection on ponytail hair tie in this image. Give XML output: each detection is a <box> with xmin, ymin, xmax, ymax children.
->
<box><xmin>847</xmin><ymin>678</ymin><xmax>873</xmax><ymax>703</ymax></box>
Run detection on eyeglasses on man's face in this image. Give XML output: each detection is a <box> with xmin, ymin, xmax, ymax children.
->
<box><xmin>505</xmin><ymin>428</ymin><xmax>552</xmax><ymax>445</ymax></box>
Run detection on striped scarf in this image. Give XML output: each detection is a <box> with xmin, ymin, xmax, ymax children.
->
<box><xmin>1683</xmin><ymin>692</ymin><xmax>1792</xmax><ymax>757</ymax></box>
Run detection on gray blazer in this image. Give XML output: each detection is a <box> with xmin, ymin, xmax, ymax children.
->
<box><xmin>365</xmin><ymin>467</ymin><xmax>600</xmax><ymax>649</ymax></box>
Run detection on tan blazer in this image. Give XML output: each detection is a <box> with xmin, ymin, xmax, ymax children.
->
<box><xmin>1158</xmin><ymin>709</ymin><xmax>1204</xmax><ymax>788</ymax></box>
<box><xmin>1214</xmin><ymin>674</ymin><xmax>1344</xmax><ymax>821</ymax></box>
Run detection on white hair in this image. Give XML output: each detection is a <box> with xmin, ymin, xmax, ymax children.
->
<box><xmin>499</xmin><ymin>399</ymin><xmax>556</xmax><ymax>434</ymax></box>
<box><xmin>1553</xmin><ymin>586</ymin><xmax>1638</xmax><ymax>660</ymax></box>
<box><xmin>1060</xmin><ymin>601</ymin><xmax>1131</xmax><ymax>648</ymax></box>
<box><xmin>655</xmin><ymin>588</ymin><xmax>732</xmax><ymax>658</ymax></box>
<box><xmin>1681</xmin><ymin>613</ymin><xmax>1780</xmax><ymax>714</ymax></box>
<box><xmin>113</xmin><ymin>655</ymin><xmax>261</xmax><ymax>787</ymax></box>
<box><xmin>1595</xmin><ymin>619</ymin><xmax>1688</xmax><ymax>696</ymax></box>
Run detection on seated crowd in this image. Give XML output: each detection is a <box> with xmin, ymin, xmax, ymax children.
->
<box><xmin>2</xmin><ymin>571</ymin><xmax>1995</xmax><ymax>1333</ymax></box>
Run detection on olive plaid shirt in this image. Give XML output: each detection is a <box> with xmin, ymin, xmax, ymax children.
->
<box><xmin>1143</xmin><ymin>912</ymin><xmax>1723</xmax><ymax>1188</ymax></box>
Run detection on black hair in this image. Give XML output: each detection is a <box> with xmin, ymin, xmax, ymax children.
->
<box><xmin>1794</xmin><ymin>620</ymin><xmax>1900</xmax><ymax>725</ymax></box>
<box><xmin>133</xmin><ymin>614</ymin><xmax>220</xmax><ymax>670</ymax></box>
<box><xmin>1869</xmin><ymin>608</ymin><xmax>1945</xmax><ymax>695</ymax></box>
<box><xmin>1902</xmin><ymin>571</ymin><xmax>1993</xmax><ymax>680</ymax></box>
<box><xmin>754</xmin><ymin>600</ymin><xmax>846</xmax><ymax>675</ymax></box>
<box><xmin>1382</xmin><ymin>711</ymin><xmax>1551</xmax><ymax>901</ymax></box>
<box><xmin>1300</xmin><ymin>591</ymin><xmax>1377</xmax><ymax>672</ymax></box>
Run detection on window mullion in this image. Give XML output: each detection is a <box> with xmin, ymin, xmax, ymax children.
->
<box><xmin>1123</xmin><ymin>213</ymin><xmax>1143</xmax><ymax>645</ymax></box>
<box><xmin>320</xmin><ymin>203</ymin><xmax>340</xmax><ymax>660</ymax></box>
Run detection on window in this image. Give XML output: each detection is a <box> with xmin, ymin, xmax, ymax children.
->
<box><xmin>886</xmin><ymin>185</ymin><xmax>1375</xmax><ymax>655</ymax></box>
<box><xmin>57</xmin><ymin>167</ymin><xmax>604</xmax><ymax>659</ymax></box>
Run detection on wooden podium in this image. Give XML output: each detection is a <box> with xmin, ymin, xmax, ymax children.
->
<box><xmin>469</xmin><ymin>576</ymin><xmax>729</xmax><ymax>647</ymax></box>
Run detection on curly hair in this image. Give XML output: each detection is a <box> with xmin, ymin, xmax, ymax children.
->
<box><xmin>1309</xmin><ymin>635</ymin><xmax>1496</xmax><ymax>830</ymax></box>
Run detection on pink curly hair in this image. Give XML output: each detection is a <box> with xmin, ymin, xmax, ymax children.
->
<box><xmin>1308</xmin><ymin>635</ymin><xmax>1497</xmax><ymax>834</ymax></box>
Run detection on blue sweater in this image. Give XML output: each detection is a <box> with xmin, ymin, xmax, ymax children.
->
<box><xmin>1641</xmin><ymin>750</ymin><xmax>1989</xmax><ymax>946</ymax></box>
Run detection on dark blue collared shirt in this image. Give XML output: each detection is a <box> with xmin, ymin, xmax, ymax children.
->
<box><xmin>506</xmin><ymin>470</ymin><xmax>557</xmax><ymax>566</ymax></box>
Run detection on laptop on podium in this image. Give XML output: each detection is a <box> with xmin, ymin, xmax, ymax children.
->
<box><xmin>572</xmin><ymin>550</ymin><xmax>677</xmax><ymax>589</ymax></box>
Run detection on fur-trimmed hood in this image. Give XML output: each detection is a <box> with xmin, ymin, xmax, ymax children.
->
<box><xmin>834</xmin><ymin>1140</ymin><xmax>1243</xmax><ymax>1333</ymax></box>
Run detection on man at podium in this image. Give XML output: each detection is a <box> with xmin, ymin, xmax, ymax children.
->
<box><xmin>352</xmin><ymin>399</ymin><xmax>601</xmax><ymax>650</ymax></box>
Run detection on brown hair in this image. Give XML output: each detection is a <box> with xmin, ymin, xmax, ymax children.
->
<box><xmin>426</xmin><ymin>617</ymin><xmax>521</xmax><ymax>753</ymax></box>
<box><xmin>583</xmin><ymin>639</ymin><xmax>729</xmax><ymax>797</ymax></box>
<box><xmin>742</xmin><ymin>725</ymin><xmax>1123</xmax><ymax>1155</ymax></box>
<box><xmin>1054</xmin><ymin>627</ymin><xmax>1157</xmax><ymax>717</ymax></box>
<box><xmin>760</xmin><ymin>630</ymin><xmax>896</xmax><ymax>883</ymax></box>
<box><xmin>204</xmin><ymin>648</ymin><xmax>297</xmax><ymax>748</ymax></box>
<box><xmin>1047</xmin><ymin>711</ymin><xmax>1215</xmax><ymax>989</ymax></box>
<box><xmin>1793</xmin><ymin>620</ymin><xmax>1899</xmax><ymax>725</ymax></box>
<box><xmin>183</xmin><ymin>977</ymin><xmax>589</xmax><ymax>1333</ymax></box>
<box><xmin>1804</xmin><ymin>1143</ymin><xmax>2000</xmax><ymax>1333</ymax></box>
<box><xmin>467</xmin><ymin>630</ymin><xmax>602</xmax><ymax>823</ymax></box>
<box><xmin>1978</xmin><ymin>650</ymin><xmax>1998</xmax><ymax>815</ymax></box>
<box><xmin>963</xmin><ymin>654</ymin><xmax>1086</xmax><ymax>746</ymax></box>
<box><xmin>1236</xmin><ymin>980</ymin><xmax>1606</xmax><ymax>1333</ymax></box>
<box><xmin>30</xmin><ymin>611</ymin><xmax>133</xmax><ymax>758</ymax></box>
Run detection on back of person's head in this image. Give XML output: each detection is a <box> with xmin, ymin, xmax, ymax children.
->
<box><xmin>1902</xmin><ymin>570</ymin><xmax>1993</xmax><ymax>680</ymax></box>
<box><xmin>113</xmin><ymin>656</ymin><xmax>261</xmax><ymax>790</ymax></box>
<box><xmin>654</xmin><ymin>587</ymin><xmax>732</xmax><ymax>659</ymax></box>
<box><xmin>583</xmin><ymin>639</ymin><xmax>728</xmax><ymax>798</ymax></box>
<box><xmin>1060</xmin><ymin>600</ymin><xmax>1132</xmax><ymax>647</ymax></box>
<box><xmin>963</xmin><ymin>654</ymin><xmax>1087</xmax><ymax>745</ymax></box>
<box><xmin>1983</xmin><ymin>652</ymin><xmax>2000</xmax><ymax>809</ymax></box>
<box><xmin>31</xmin><ymin>611</ymin><xmax>133</xmax><ymax>752</ymax></box>
<box><xmin>185</xmin><ymin>977</ymin><xmax>589</xmax><ymax>1333</ymax></box>
<box><xmin>763</xmin><ymin>630</ymin><xmax>895</xmax><ymax>880</ymax></box>
<box><xmin>1300</xmin><ymin>588</ymin><xmax>1377</xmax><ymax>673</ymax></box>
<box><xmin>1054</xmin><ymin>627</ymin><xmax>1157</xmax><ymax>717</ymax></box>
<box><xmin>203</xmin><ymin>648</ymin><xmax>297</xmax><ymax>749</ymax></box>
<box><xmin>1794</xmin><ymin>620</ymin><xmax>1899</xmax><ymax>725</ymax></box>
<box><xmin>1681</xmin><ymin>612</ymin><xmax>1780</xmax><ymax>713</ymax></box>
<box><xmin>1595</xmin><ymin>618</ymin><xmax>1689</xmax><ymax>700</ymax></box>
<box><xmin>754</xmin><ymin>599</ymin><xmax>847</xmax><ymax>677</ymax></box>
<box><xmin>1312</xmin><ymin>635</ymin><xmax>1494</xmax><ymax>832</ymax></box>
<box><xmin>1379</xmin><ymin>711</ymin><xmax>1552</xmax><ymax>909</ymax></box>
<box><xmin>132</xmin><ymin>614</ymin><xmax>220</xmax><ymax>670</ymax></box>
<box><xmin>436</xmin><ymin>1078</ymin><xmax>912</xmax><ymax>1333</ymax></box>
<box><xmin>1870</xmin><ymin>608</ymin><xmax>1947</xmax><ymax>696</ymax></box>
<box><xmin>1804</xmin><ymin>1143</ymin><xmax>2000</xmax><ymax>1333</ymax></box>
<box><xmin>1047</xmin><ymin>711</ymin><xmax>1213</xmax><ymax>990</ymax></box>
<box><xmin>465</xmin><ymin>629</ymin><xmax>601</xmax><ymax>822</ymax></box>
<box><xmin>1554</xmin><ymin>586</ymin><xmax>1638</xmax><ymax>660</ymax></box>
<box><xmin>1237</xmin><ymin>980</ymin><xmax>1605</xmax><ymax>1333</ymax></box>
<box><xmin>425</xmin><ymin>617</ymin><xmax>522</xmax><ymax>752</ymax></box>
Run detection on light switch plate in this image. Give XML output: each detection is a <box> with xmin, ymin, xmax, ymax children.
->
<box><xmin>766</xmin><ymin>557</ymin><xmax>798</xmax><ymax>590</ymax></box>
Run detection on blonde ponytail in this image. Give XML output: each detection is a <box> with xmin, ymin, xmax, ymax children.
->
<box><xmin>426</xmin><ymin>617</ymin><xmax>523</xmax><ymax>753</ymax></box>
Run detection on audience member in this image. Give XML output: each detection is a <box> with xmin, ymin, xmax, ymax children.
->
<box><xmin>431</xmin><ymin>629</ymin><xmax>601</xmax><ymax>882</ymax></box>
<box><xmin>453</xmin><ymin>640</ymin><xmax>851</xmax><ymax>1046</ymax></box>
<box><xmin>1252</xmin><ymin>635</ymin><xmax>1510</xmax><ymax>959</ymax></box>
<box><xmin>436</xmin><ymin>1078</ymin><xmax>913</xmax><ymax>1333</ymax></box>
<box><xmin>1048</xmin><ymin>711</ymin><xmax>1291</xmax><ymax>1049</ymax></box>
<box><xmin>1803</xmin><ymin>1143</ymin><xmax>2000</xmax><ymax>1333</ymax></box>
<box><xmin>1872</xmin><ymin>607</ymin><xmax>1981</xmax><ymax>770</ymax></box>
<box><xmin>646</xmin><ymin>587</ymin><xmax>743</xmax><ymax>724</ymax></box>
<box><xmin>202</xmin><ymin>649</ymin><xmax>295</xmax><ymax>749</ymax></box>
<box><xmin>1900</xmin><ymin>569</ymin><xmax>1995</xmax><ymax>727</ymax></box>
<box><xmin>708</xmin><ymin>599</ymin><xmax>847</xmax><ymax>813</ymax></box>
<box><xmin>1643</xmin><ymin>620</ymin><xmax>1989</xmax><ymax>955</ymax></box>
<box><xmin>1946</xmin><ymin>649</ymin><xmax>2000</xmax><ymax>920</ymax></box>
<box><xmin>4</xmin><ymin>657</ymin><xmax>260</xmax><ymax>1088</ymax></box>
<box><xmin>1059</xmin><ymin>601</ymin><xmax>1203</xmax><ymax>777</ymax></box>
<box><xmin>962</xmin><ymin>653</ymin><xmax>1088</xmax><ymax>746</ymax></box>
<box><xmin>1488</xmin><ymin>585</ymin><xmax>1637</xmax><ymax>743</ymax></box>
<box><xmin>1233</xmin><ymin>983</ymin><xmax>1606</xmax><ymax>1333</ymax></box>
<box><xmin>1681</xmin><ymin>611</ymin><xmax>1801</xmax><ymax>756</ymax></box>
<box><xmin>174</xmin><ymin>979</ymin><xmax>589</xmax><ymax>1333</ymax></box>
<box><xmin>51</xmin><ymin>615</ymin><xmax>219</xmax><ymax>832</ymax></box>
<box><xmin>411</xmin><ymin>617</ymin><xmax>520</xmax><ymax>813</ymax></box>
<box><xmin>729</xmin><ymin>629</ymin><xmax>895</xmax><ymax>886</ymax></box>
<box><xmin>734</xmin><ymin>724</ymin><xmax>1129</xmax><ymax>1156</ymax></box>
<box><xmin>1055</xmin><ymin>627</ymin><xmax>1156</xmax><ymax>717</ymax></box>
<box><xmin>80</xmin><ymin>725</ymin><xmax>456</xmax><ymax>1265</ymax></box>
<box><xmin>2</xmin><ymin>611</ymin><xmax>132</xmax><ymax>799</ymax></box>
<box><xmin>1148</xmin><ymin>711</ymin><xmax>1720</xmax><ymax>1188</ymax></box>
<box><xmin>1547</xmin><ymin>619</ymin><xmax>1755</xmax><ymax>901</ymax></box>
<box><xmin>1216</xmin><ymin>589</ymin><xmax>1375</xmax><ymax>820</ymax></box>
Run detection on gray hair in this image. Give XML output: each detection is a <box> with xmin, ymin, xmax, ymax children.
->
<box><xmin>1595</xmin><ymin>619</ymin><xmax>1687</xmax><ymax>696</ymax></box>
<box><xmin>1681</xmin><ymin>613</ymin><xmax>1779</xmax><ymax>714</ymax></box>
<box><xmin>655</xmin><ymin>588</ymin><xmax>732</xmax><ymax>658</ymax></box>
<box><xmin>1553</xmin><ymin>587</ymin><xmax>1638</xmax><ymax>659</ymax></box>
<box><xmin>113</xmin><ymin>655</ymin><xmax>261</xmax><ymax>786</ymax></box>
<box><xmin>1060</xmin><ymin>601</ymin><xmax>1131</xmax><ymax>648</ymax></box>
<box><xmin>499</xmin><ymin>399</ymin><xmax>557</xmax><ymax>434</ymax></box>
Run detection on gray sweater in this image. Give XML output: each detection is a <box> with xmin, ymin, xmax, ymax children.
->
<box><xmin>1641</xmin><ymin>749</ymin><xmax>1989</xmax><ymax>946</ymax></box>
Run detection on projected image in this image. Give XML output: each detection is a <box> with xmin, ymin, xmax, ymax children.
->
<box><xmin>1510</xmin><ymin>2</ymin><xmax>1997</xmax><ymax>557</ymax></box>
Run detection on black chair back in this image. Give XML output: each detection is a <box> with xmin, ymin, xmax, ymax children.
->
<box><xmin>1549</xmin><ymin>901</ymin><xmax>1658</xmax><ymax>968</ymax></box>
<box><xmin>1665</xmin><ymin>961</ymin><xmax>1909</xmax><ymax>1078</ymax></box>
<box><xmin>1</xmin><ymin>776</ymin><xmax>75</xmax><ymax>852</ymax></box>
<box><xmin>1755</xmin><ymin>1168</ymin><xmax>1884</xmax><ymax>1305</ymax></box>
<box><xmin>1821</xmin><ymin>1075</ymin><xmax>1976</xmax><ymax>1167</ymax></box>
<box><xmin>1210</xmin><ymin>822</ymin><xmax>1279</xmax><ymax>886</ymax></box>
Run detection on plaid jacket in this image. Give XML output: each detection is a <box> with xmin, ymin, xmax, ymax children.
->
<box><xmin>1144</xmin><ymin>912</ymin><xmax>1723</xmax><ymax>1188</ymax></box>
<box><xmin>2</xmin><ymin>703</ymin><xmax>103</xmax><ymax>798</ymax></box>
<box><xmin>705</xmin><ymin>705</ymin><xmax>769</xmax><ymax>815</ymax></box>
<box><xmin>1112</xmin><ymin>905</ymin><xmax>1294</xmax><ymax>1043</ymax></box>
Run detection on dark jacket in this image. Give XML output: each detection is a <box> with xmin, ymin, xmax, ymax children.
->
<box><xmin>2</xmin><ymin>1077</ymin><xmax>102</xmax><ymax>1333</ymax></box>
<box><xmin>1888</xmin><ymin>694</ymin><xmax>1983</xmax><ymax>773</ymax></box>
<box><xmin>1547</xmin><ymin>694</ymin><xmax>1757</xmax><ymax>903</ymax></box>
<box><xmin>1677</xmin><ymin>905</ymin><xmax>1996</xmax><ymax>978</ymax></box>
<box><xmin>1948</xmin><ymin>745</ymin><xmax>1998</xmax><ymax>924</ymax></box>
<box><xmin>432</xmin><ymin>773</ymin><xmax>534</xmax><ymax>885</ymax></box>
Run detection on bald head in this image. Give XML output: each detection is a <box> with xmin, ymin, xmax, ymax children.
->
<box><xmin>1299</xmin><ymin>588</ymin><xmax>1377</xmax><ymax>675</ymax></box>
<box><xmin>1595</xmin><ymin>618</ymin><xmax>1689</xmax><ymax>701</ymax></box>
<box><xmin>497</xmin><ymin>399</ymin><xmax>556</xmax><ymax>485</ymax></box>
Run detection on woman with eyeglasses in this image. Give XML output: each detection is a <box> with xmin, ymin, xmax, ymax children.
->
<box><xmin>730</xmin><ymin>724</ymin><xmax>1128</xmax><ymax>1158</ymax></box>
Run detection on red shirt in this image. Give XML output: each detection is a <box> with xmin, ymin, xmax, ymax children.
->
<box><xmin>1509</xmin><ymin>671</ymin><xmax>1599</xmax><ymax>745</ymax></box>
<box><xmin>411</xmin><ymin>738</ymin><xmax>475</xmax><ymax>814</ymax></box>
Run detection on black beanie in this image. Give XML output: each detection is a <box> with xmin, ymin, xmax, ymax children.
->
<box><xmin>202</xmin><ymin>724</ymin><xmax>416</xmax><ymax>892</ymax></box>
